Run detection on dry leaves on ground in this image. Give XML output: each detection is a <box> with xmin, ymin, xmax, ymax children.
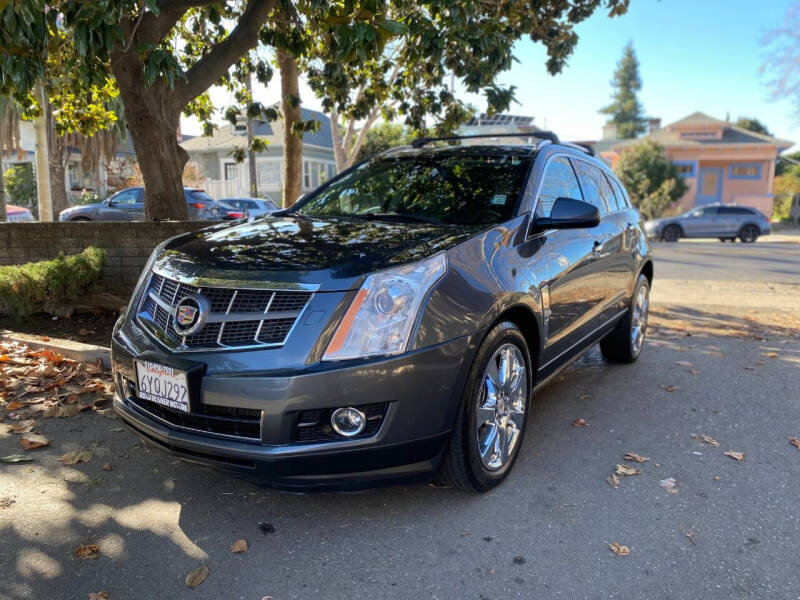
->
<box><xmin>20</xmin><ymin>434</ymin><xmax>50</xmax><ymax>450</ymax></box>
<box><xmin>571</xmin><ymin>418</ymin><xmax>588</xmax><ymax>427</ymax></box>
<box><xmin>662</xmin><ymin>385</ymin><xmax>679</xmax><ymax>392</ymax></box>
<box><xmin>623</xmin><ymin>452</ymin><xmax>649</xmax><ymax>463</ymax></box>
<box><xmin>724</xmin><ymin>450</ymin><xmax>745</xmax><ymax>461</ymax></box>
<box><xmin>9</xmin><ymin>420</ymin><xmax>36</xmax><ymax>433</ymax></box>
<box><xmin>659</xmin><ymin>478</ymin><xmax>679</xmax><ymax>494</ymax></box>
<box><xmin>614</xmin><ymin>464</ymin><xmax>641</xmax><ymax>477</ymax></box>
<box><xmin>675</xmin><ymin>361</ymin><xmax>693</xmax><ymax>368</ymax></box>
<box><xmin>74</xmin><ymin>544</ymin><xmax>99</xmax><ymax>560</ymax></box>
<box><xmin>87</xmin><ymin>593</ymin><xmax>109</xmax><ymax>600</ymax></box>
<box><xmin>230</xmin><ymin>539</ymin><xmax>248</xmax><ymax>553</ymax></box>
<box><xmin>609</xmin><ymin>542</ymin><xmax>630</xmax><ymax>556</ymax></box>
<box><xmin>764</xmin><ymin>351</ymin><xmax>779</xmax><ymax>358</ymax></box>
<box><xmin>606</xmin><ymin>473</ymin><xmax>620</xmax><ymax>488</ymax></box>
<box><xmin>101</xmin><ymin>463</ymin><xmax>114</xmax><ymax>471</ymax></box>
<box><xmin>59</xmin><ymin>450</ymin><xmax>93</xmax><ymax>465</ymax></box>
<box><xmin>789</xmin><ymin>437</ymin><xmax>800</xmax><ymax>450</ymax></box>
<box><xmin>0</xmin><ymin>454</ymin><xmax>35</xmax><ymax>463</ymax></box>
<box><xmin>691</xmin><ymin>433</ymin><xmax>720</xmax><ymax>447</ymax></box>
<box><xmin>185</xmin><ymin>565</ymin><xmax>210</xmax><ymax>588</ymax></box>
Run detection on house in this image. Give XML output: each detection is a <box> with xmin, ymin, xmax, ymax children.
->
<box><xmin>457</xmin><ymin>113</ymin><xmax>544</xmax><ymax>145</ymax></box>
<box><xmin>601</xmin><ymin>112</ymin><xmax>793</xmax><ymax>216</ymax></box>
<box><xmin>181</xmin><ymin>107</ymin><xmax>336</xmax><ymax>201</ymax></box>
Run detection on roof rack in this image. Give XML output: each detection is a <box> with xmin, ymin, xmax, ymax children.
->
<box><xmin>410</xmin><ymin>131</ymin><xmax>560</xmax><ymax>149</ymax></box>
<box><xmin>560</xmin><ymin>141</ymin><xmax>595</xmax><ymax>156</ymax></box>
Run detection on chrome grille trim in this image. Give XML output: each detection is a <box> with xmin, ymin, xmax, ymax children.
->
<box><xmin>135</xmin><ymin>269</ymin><xmax>317</xmax><ymax>352</ymax></box>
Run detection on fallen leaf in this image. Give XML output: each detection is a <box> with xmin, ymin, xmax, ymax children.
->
<box><xmin>689</xmin><ymin>369</ymin><xmax>701</xmax><ymax>376</ymax></box>
<box><xmin>623</xmin><ymin>452</ymin><xmax>649</xmax><ymax>463</ymax></box>
<box><xmin>230</xmin><ymin>539</ymin><xmax>248</xmax><ymax>553</ymax></box>
<box><xmin>0</xmin><ymin>454</ymin><xmax>35</xmax><ymax>463</ymax></box>
<box><xmin>609</xmin><ymin>542</ymin><xmax>630</xmax><ymax>556</ymax></box>
<box><xmin>571</xmin><ymin>418</ymin><xmax>588</xmax><ymax>427</ymax></box>
<box><xmin>614</xmin><ymin>464</ymin><xmax>641</xmax><ymax>477</ymax></box>
<box><xmin>96</xmin><ymin>408</ymin><xmax>117</xmax><ymax>419</ymax></box>
<box><xmin>101</xmin><ymin>463</ymin><xmax>113</xmax><ymax>471</ymax></box>
<box><xmin>675</xmin><ymin>361</ymin><xmax>693</xmax><ymax>368</ymax></box>
<box><xmin>691</xmin><ymin>433</ymin><xmax>720</xmax><ymax>447</ymax></box>
<box><xmin>65</xmin><ymin>394</ymin><xmax>80</xmax><ymax>404</ymax></box>
<box><xmin>59</xmin><ymin>450</ymin><xmax>93</xmax><ymax>465</ymax></box>
<box><xmin>789</xmin><ymin>437</ymin><xmax>800</xmax><ymax>450</ymax></box>
<box><xmin>10</xmin><ymin>420</ymin><xmax>36</xmax><ymax>433</ymax></box>
<box><xmin>74</xmin><ymin>544</ymin><xmax>99</xmax><ymax>560</ymax></box>
<box><xmin>5</xmin><ymin>401</ymin><xmax>24</xmax><ymax>411</ymax></box>
<box><xmin>512</xmin><ymin>555</ymin><xmax>526</xmax><ymax>565</ymax></box>
<box><xmin>606</xmin><ymin>473</ymin><xmax>620</xmax><ymax>488</ymax></box>
<box><xmin>662</xmin><ymin>385</ymin><xmax>679</xmax><ymax>392</ymax></box>
<box><xmin>764</xmin><ymin>352</ymin><xmax>778</xmax><ymax>358</ymax></box>
<box><xmin>659</xmin><ymin>478</ymin><xmax>679</xmax><ymax>494</ymax></box>
<box><xmin>185</xmin><ymin>565</ymin><xmax>210</xmax><ymax>588</ymax></box>
<box><xmin>20</xmin><ymin>434</ymin><xmax>50</xmax><ymax>450</ymax></box>
<box><xmin>79</xmin><ymin>328</ymin><xmax>90</xmax><ymax>336</ymax></box>
<box><xmin>724</xmin><ymin>450</ymin><xmax>745</xmax><ymax>461</ymax></box>
<box><xmin>87</xmin><ymin>593</ymin><xmax>109</xmax><ymax>600</ymax></box>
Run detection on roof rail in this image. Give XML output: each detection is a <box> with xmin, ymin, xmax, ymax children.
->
<box><xmin>560</xmin><ymin>141</ymin><xmax>595</xmax><ymax>156</ymax></box>
<box><xmin>410</xmin><ymin>131</ymin><xmax>560</xmax><ymax>149</ymax></box>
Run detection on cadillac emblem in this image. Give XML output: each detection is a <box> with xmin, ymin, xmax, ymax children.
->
<box><xmin>173</xmin><ymin>294</ymin><xmax>211</xmax><ymax>336</ymax></box>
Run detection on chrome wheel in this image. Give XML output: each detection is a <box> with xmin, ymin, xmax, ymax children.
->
<box><xmin>475</xmin><ymin>343</ymin><xmax>527</xmax><ymax>471</ymax></box>
<box><xmin>740</xmin><ymin>225</ymin><xmax>758</xmax><ymax>243</ymax></box>
<box><xmin>630</xmin><ymin>283</ymin><xmax>649</xmax><ymax>355</ymax></box>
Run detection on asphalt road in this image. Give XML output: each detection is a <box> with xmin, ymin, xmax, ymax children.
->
<box><xmin>652</xmin><ymin>240</ymin><xmax>800</xmax><ymax>284</ymax></box>
<box><xmin>2</xmin><ymin>331</ymin><xmax>799</xmax><ymax>600</ymax></box>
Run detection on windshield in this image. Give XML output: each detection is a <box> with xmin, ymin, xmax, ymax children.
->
<box><xmin>295</xmin><ymin>152</ymin><xmax>532</xmax><ymax>225</ymax></box>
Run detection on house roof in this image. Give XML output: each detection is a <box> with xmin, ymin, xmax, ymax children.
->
<box><xmin>181</xmin><ymin>107</ymin><xmax>333</xmax><ymax>153</ymax></box>
<box><xmin>609</xmin><ymin>112</ymin><xmax>793</xmax><ymax>152</ymax></box>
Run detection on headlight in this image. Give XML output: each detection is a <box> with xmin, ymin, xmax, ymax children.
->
<box><xmin>323</xmin><ymin>252</ymin><xmax>447</xmax><ymax>361</ymax></box>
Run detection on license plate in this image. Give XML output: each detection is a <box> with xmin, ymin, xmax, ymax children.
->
<box><xmin>135</xmin><ymin>359</ymin><xmax>190</xmax><ymax>413</ymax></box>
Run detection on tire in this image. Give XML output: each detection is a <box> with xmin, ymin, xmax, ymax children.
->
<box><xmin>661</xmin><ymin>225</ymin><xmax>681</xmax><ymax>242</ymax></box>
<box><xmin>739</xmin><ymin>225</ymin><xmax>759</xmax><ymax>243</ymax></box>
<box><xmin>70</xmin><ymin>217</ymin><xmax>91</xmax><ymax>222</ymax></box>
<box><xmin>436</xmin><ymin>321</ymin><xmax>532</xmax><ymax>492</ymax></box>
<box><xmin>600</xmin><ymin>274</ymin><xmax>650</xmax><ymax>364</ymax></box>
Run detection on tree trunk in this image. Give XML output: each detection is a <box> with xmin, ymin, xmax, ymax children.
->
<box><xmin>34</xmin><ymin>85</ymin><xmax>53</xmax><ymax>222</ymax></box>
<box><xmin>49</xmin><ymin>135</ymin><xmax>69</xmax><ymax>216</ymax></box>
<box><xmin>245</xmin><ymin>75</ymin><xmax>258</xmax><ymax>197</ymax></box>
<box><xmin>330</xmin><ymin>108</ymin><xmax>346</xmax><ymax>173</ymax></box>
<box><xmin>0</xmin><ymin>119</ymin><xmax>6</xmax><ymax>222</ymax></box>
<box><xmin>277</xmin><ymin>47</ymin><xmax>302</xmax><ymax>209</ymax></box>
<box><xmin>111</xmin><ymin>60</ymin><xmax>188</xmax><ymax>220</ymax></box>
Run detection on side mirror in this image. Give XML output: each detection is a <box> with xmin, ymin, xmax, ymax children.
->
<box><xmin>531</xmin><ymin>197</ymin><xmax>600</xmax><ymax>232</ymax></box>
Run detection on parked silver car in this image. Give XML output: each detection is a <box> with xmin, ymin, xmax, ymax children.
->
<box><xmin>645</xmin><ymin>204</ymin><xmax>771</xmax><ymax>243</ymax></box>
<box><xmin>220</xmin><ymin>196</ymin><xmax>280</xmax><ymax>218</ymax></box>
<box><xmin>58</xmin><ymin>187</ymin><xmax>219</xmax><ymax>222</ymax></box>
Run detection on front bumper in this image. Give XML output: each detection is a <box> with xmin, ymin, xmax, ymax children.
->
<box><xmin>111</xmin><ymin>324</ymin><xmax>473</xmax><ymax>491</ymax></box>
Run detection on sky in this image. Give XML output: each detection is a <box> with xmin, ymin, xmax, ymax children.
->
<box><xmin>180</xmin><ymin>0</ymin><xmax>799</xmax><ymax>147</ymax></box>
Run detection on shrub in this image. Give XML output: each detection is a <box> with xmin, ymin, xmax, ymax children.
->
<box><xmin>0</xmin><ymin>246</ymin><xmax>106</xmax><ymax>318</ymax></box>
<box><xmin>3</xmin><ymin>164</ymin><xmax>37</xmax><ymax>208</ymax></box>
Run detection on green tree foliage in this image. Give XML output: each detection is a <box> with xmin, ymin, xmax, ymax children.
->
<box><xmin>734</xmin><ymin>117</ymin><xmax>773</xmax><ymax>137</ymax></box>
<box><xmin>600</xmin><ymin>41</ymin><xmax>646</xmax><ymax>139</ymax></box>
<box><xmin>776</xmin><ymin>151</ymin><xmax>800</xmax><ymax>176</ymax></box>
<box><xmin>3</xmin><ymin>165</ymin><xmax>37</xmax><ymax>209</ymax></box>
<box><xmin>614</xmin><ymin>140</ymin><xmax>687</xmax><ymax>220</ymax></box>
<box><xmin>355</xmin><ymin>122</ymin><xmax>411</xmax><ymax>161</ymax></box>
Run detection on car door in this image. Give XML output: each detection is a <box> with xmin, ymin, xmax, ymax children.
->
<box><xmin>531</xmin><ymin>155</ymin><xmax>608</xmax><ymax>367</ymax></box>
<box><xmin>682</xmin><ymin>206</ymin><xmax>720</xmax><ymax>236</ymax></box>
<box><xmin>99</xmin><ymin>188</ymin><xmax>141</xmax><ymax>221</ymax></box>
<box><xmin>603</xmin><ymin>174</ymin><xmax>637</xmax><ymax>305</ymax></box>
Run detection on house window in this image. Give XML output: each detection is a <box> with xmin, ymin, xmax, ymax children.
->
<box><xmin>728</xmin><ymin>163</ymin><xmax>761</xmax><ymax>180</ymax></box>
<box><xmin>224</xmin><ymin>163</ymin><xmax>239</xmax><ymax>181</ymax></box>
<box><xmin>303</xmin><ymin>161</ymin><xmax>311</xmax><ymax>189</ymax></box>
<box><xmin>673</xmin><ymin>161</ymin><xmax>696</xmax><ymax>178</ymax></box>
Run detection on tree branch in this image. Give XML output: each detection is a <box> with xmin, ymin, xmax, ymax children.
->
<box><xmin>177</xmin><ymin>0</ymin><xmax>277</xmax><ymax>104</ymax></box>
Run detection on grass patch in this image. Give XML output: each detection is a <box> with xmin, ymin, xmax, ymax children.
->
<box><xmin>0</xmin><ymin>247</ymin><xmax>106</xmax><ymax>318</ymax></box>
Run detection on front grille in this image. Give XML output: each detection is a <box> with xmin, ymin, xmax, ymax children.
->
<box><xmin>294</xmin><ymin>403</ymin><xmax>388</xmax><ymax>443</ymax></box>
<box><xmin>136</xmin><ymin>271</ymin><xmax>313</xmax><ymax>351</ymax></box>
<box><xmin>128</xmin><ymin>394</ymin><xmax>263</xmax><ymax>441</ymax></box>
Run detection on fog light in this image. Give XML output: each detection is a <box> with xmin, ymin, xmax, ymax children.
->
<box><xmin>330</xmin><ymin>407</ymin><xmax>366</xmax><ymax>437</ymax></box>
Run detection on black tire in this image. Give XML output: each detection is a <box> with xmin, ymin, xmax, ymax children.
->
<box><xmin>739</xmin><ymin>225</ymin><xmax>759</xmax><ymax>243</ymax></box>
<box><xmin>719</xmin><ymin>237</ymin><xmax>727</xmax><ymax>242</ymax></box>
<box><xmin>436</xmin><ymin>321</ymin><xmax>533</xmax><ymax>493</ymax></box>
<box><xmin>661</xmin><ymin>225</ymin><xmax>681</xmax><ymax>242</ymax></box>
<box><xmin>70</xmin><ymin>217</ymin><xmax>91</xmax><ymax>222</ymax></box>
<box><xmin>600</xmin><ymin>274</ymin><xmax>650</xmax><ymax>364</ymax></box>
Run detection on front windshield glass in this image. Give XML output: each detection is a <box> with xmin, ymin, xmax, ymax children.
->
<box><xmin>296</xmin><ymin>152</ymin><xmax>532</xmax><ymax>225</ymax></box>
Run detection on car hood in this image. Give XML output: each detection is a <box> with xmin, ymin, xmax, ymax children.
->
<box><xmin>157</xmin><ymin>215</ymin><xmax>481</xmax><ymax>291</ymax></box>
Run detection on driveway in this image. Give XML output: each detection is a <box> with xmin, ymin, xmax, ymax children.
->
<box><xmin>1</xmin><ymin>241</ymin><xmax>799</xmax><ymax>600</ymax></box>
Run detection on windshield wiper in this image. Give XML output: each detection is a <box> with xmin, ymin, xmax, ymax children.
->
<box><xmin>361</xmin><ymin>212</ymin><xmax>447</xmax><ymax>225</ymax></box>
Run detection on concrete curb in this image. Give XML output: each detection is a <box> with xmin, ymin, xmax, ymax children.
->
<box><xmin>0</xmin><ymin>330</ymin><xmax>111</xmax><ymax>368</ymax></box>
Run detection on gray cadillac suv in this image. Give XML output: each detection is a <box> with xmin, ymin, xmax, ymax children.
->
<box><xmin>111</xmin><ymin>133</ymin><xmax>653</xmax><ymax>492</ymax></box>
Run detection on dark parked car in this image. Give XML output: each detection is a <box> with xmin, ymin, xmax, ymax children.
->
<box><xmin>58</xmin><ymin>187</ymin><xmax>219</xmax><ymax>221</ymax></box>
<box><xmin>644</xmin><ymin>203</ymin><xmax>771</xmax><ymax>243</ymax></box>
<box><xmin>221</xmin><ymin>197</ymin><xmax>280</xmax><ymax>218</ymax></box>
<box><xmin>111</xmin><ymin>133</ymin><xmax>653</xmax><ymax>492</ymax></box>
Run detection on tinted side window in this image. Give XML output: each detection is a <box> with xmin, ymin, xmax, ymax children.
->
<box><xmin>608</xmin><ymin>177</ymin><xmax>629</xmax><ymax>211</ymax></box>
<box><xmin>111</xmin><ymin>189</ymin><xmax>140</xmax><ymax>205</ymax></box>
<box><xmin>574</xmin><ymin>161</ymin><xmax>613</xmax><ymax>215</ymax></box>
<box><xmin>535</xmin><ymin>157</ymin><xmax>582</xmax><ymax>218</ymax></box>
<box><xmin>721</xmin><ymin>206</ymin><xmax>755</xmax><ymax>215</ymax></box>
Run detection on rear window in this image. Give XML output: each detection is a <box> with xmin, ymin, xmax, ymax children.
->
<box><xmin>187</xmin><ymin>190</ymin><xmax>214</xmax><ymax>203</ymax></box>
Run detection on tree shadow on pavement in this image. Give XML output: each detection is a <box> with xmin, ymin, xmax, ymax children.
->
<box><xmin>650</xmin><ymin>304</ymin><xmax>800</xmax><ymax>341</ymax></box>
